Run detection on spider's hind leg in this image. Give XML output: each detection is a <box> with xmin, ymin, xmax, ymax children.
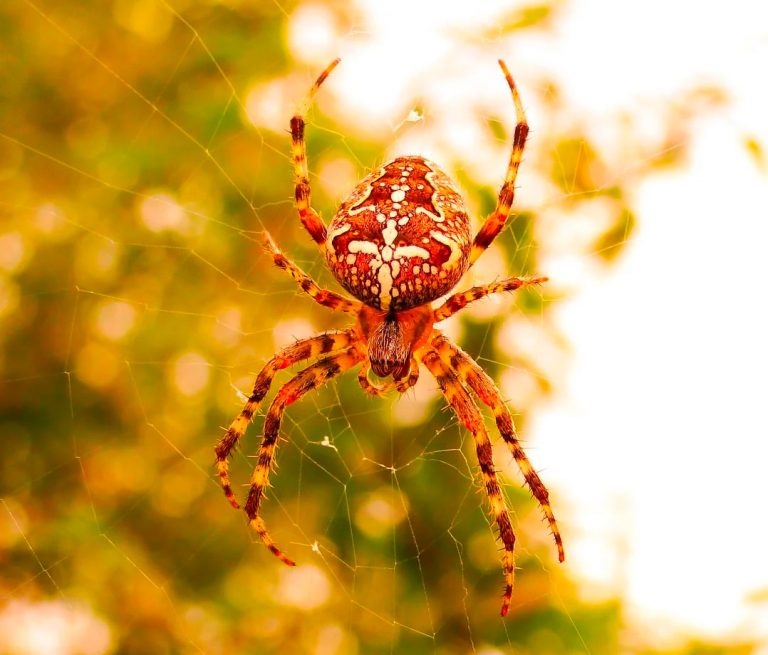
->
<box><xmin>290</xmin><ymin>59</ymin><xmax>341</xmax><ymax>247</ymax></box>
<box><xmin>470</xmin><ymin>60</ymin><xmax>529</xmax><ymax>267</ymax></box>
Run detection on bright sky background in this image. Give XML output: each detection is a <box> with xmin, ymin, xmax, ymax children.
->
<box><xmin>529</xmin><ymin>0</ymin><xmax>768</xmax><ymax>644</ymax></box>
<box><xmin>284</xmin><ymin>0</ymin><xmax>768</xmax><ymax>646</ymax></box>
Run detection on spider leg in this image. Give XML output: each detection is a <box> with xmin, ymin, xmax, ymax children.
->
<box><xmin>245</xmin><ymin>345</ymin><xmax>363</xmax><ymax>566</ymax></box>
<box><xmin>431</xmin><ymin>333</ymin><xmax>564</xmax><ymax>563</ymax></box>
<box><xmin>420</xmin><ymin>347</ymin><xmax>517</xmax><ymax>617</ymax></box>
<box><xmin>291</xmin><ymin>58</ymin><xmax>341</xmax><ymax>247</ymax></box>
<box><xmin>434</xmin><ymin>275</ymin><xmax>547</xmax><ymax>322</ymax></box>
<box><xmin>215</xmin><ymin>329</ymin><xmax>356</xmax><ymax>509</ymax></box>
<box><xmin>469</xmin><ymin>60</ymin><xmax>528</xmax><ymax>267</ymax></box>
<box><xmin>264</xmin><ymin>232</ymin><xmax>361</xmax><ymax>314</ymax></box>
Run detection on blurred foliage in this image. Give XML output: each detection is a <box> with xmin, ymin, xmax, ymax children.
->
<box><xmin>472</xmin><ymin>1</ymin><xmax>557</xmax><ymax>40</ymax></box>
<box><xmin>0</xmin><ymin>1</ymin><xmax>756</xmax><ymax>654</ymax></box>
<box><xmin>744</xmin><ymin>136</ymin><xmax>765</xmax><ymax>171</ymax></box>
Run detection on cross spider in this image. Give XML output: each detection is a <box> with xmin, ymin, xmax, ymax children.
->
<box><xmin>215</xmin><ymin>59</ymin><xmax>564</xmax><ymax>616</ymax></box>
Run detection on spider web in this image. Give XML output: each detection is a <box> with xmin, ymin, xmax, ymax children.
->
<box><xmin>0</xmin><ymin>1</ymin><xmax>721</xmax><ymax>653</ymax></box>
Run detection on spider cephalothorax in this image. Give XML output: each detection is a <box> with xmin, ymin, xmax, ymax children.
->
<box><xmin>215</xmin><ymin>59</ymin><xmax>564</xmax><ymax>616</ymax></box>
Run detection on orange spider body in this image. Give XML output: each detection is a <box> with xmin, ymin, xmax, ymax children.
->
<box><xmin>326</xmin><ymin>156</ymin><xmax>471</xmax><ymax>312</ymax></box>
<box><xmin>326</xmin><ymin>155</ymin><xmax>472</xmax><ymax>378</ymax></box>
<box><xmin>356</xmin><ymin>303</ymin><xmax>434</xmax><ymax>379</ymax></box>
<box><xmin>215</xmin><ymin>59</ymin><xmax>564</xmax><ymax>617</ymax></box>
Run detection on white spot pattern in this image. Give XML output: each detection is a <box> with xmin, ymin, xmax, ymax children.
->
<box><xmin>326</xmin><ymin>223</ymin><xmax>351</xmax><ymax>252</ymax></box>
<box><xmin>430</xmin><ymin>229</ymin><xmax>463</xmax><ymax>269</ymax></box>
<box><xmin>382</xmin><ymin>220</ymin><xmax>398</xmax><ymax>245</ymax></box>
<box><xmin>415</xmin><ymin>206</ymin><xmax>443</xmax><ymax>223</ymax></box>
<box><xmin>343</xmin><ymin>217</ymin><xmax>432</xmax><ymax>308</ymax></box>
<box><xmin>326</xmin><ymin>156</ymin><xmax>471</xmax><ymax>309</ymax></box>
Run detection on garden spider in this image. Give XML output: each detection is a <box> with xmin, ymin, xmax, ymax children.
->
<box><xmin>215</xmin><ymin>59</ymin><xmax>564</xmax><ymax>616</ymax></box>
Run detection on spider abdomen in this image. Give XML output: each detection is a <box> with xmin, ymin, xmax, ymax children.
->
<box><xmin>326</xmin><ymin>156</ymin><xmax>471</xmax><ymax>311</ymax></box>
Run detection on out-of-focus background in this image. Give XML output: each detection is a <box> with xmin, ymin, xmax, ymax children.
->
<box><xmin>1</xmin><ymin>0</ymin><xmax>767</xmax><ymax>653</ymax></box>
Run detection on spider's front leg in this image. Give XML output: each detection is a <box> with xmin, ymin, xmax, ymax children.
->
<box><xmin>431</xmin><ymin>333</ymin><xmax>564</xmax><ymax>563</ymax></box>
<box><xmin>420</xmin><ymin>347</ymin><xmax>518</xmax><ymax>617</ymax></box>
<box><xmin>215</xmin><ymin>329</ymin><xmax>356</xmax><ymax>509</ymax></box>
<box><xmin>245</xmin><ymin>346</ymin><xmax>363</xmax><ymax>566</ymax></box>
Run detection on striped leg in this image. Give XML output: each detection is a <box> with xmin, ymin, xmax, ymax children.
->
<box><xmin>245</xmin><ymin>346</ymin><xmax>363</xmax><ymax>566</ymax></box>
<box><xmin>215</xmin><ymin>330</ymin><xmax>356</xmax><ymax>509</ymax></box>
<box><xmin>470</xmin><ymin>60</ymin><xmax>529</xmax><ymax>267</ymax></box>
<box><xmin>432</xmin><ymin>334</ymin><xmax>564</xmax><ymax>563</ymax></box>
<box><xmin>290</xmin><ymin>58</ymin><xmax>341</xmax><ymax>247</ymax></box>
<box><xmin>420</xmin><ymin>347</ymin><xmax>517</xmax><ymax>617</ymax></box>
<box><xmin>264</xmin><ymin>233</ymin><xmax>361</xmax><ymax>314</ymax></box>
<box><xmin>434</xmin><ymin>275</ymin><xmax>547</xmax><ymax>322</ymax></box>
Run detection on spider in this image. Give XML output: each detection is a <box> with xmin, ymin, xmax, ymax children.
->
<box><xmin>215</xmin><ymin>59</ymin><xmax>564</xmax><ymax>616</ymax></box>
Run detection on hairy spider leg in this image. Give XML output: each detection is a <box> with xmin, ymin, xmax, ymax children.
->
<box><xmin>470</xmin><ymin>60</ymin><xmax>529</xmax><ymax>266</ymax></box>
<box><xmin>244</xmin><ymin>346</ymin><xmax>364</xmax><ymax>566</ymax></box>
<box><xmin>264</xmin><ymin>233</ymin><xmax>361</xmax><ymax>314</ymax></box>
<box><xmin>290</xmin><ymin>58</ymin><xmax>341</xmax><ymax>247</ymax></box>
<box><xmin>215</xmin><ymin>330</ymin><xmax>357</xmax><ymax>509</ymax></box>
<box><xmin>434</xmin><ymin>275</ymin><xmax>548</xmax><ymax>322</ymax></box>
<box><xmin>420</xmin><ymin>347</ymin><xmax>517</xmax><ymax>617</ymax></box>
<box><xmin>431</xmin><ymin>334</ymin><xmax>565</xmax><ymax>563</ymax></box>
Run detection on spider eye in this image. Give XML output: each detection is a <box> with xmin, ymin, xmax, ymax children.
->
<box><xmin>368</xmin><ymin>316</ymin><xmax>409</xmax><ymax>378</ymax></box>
